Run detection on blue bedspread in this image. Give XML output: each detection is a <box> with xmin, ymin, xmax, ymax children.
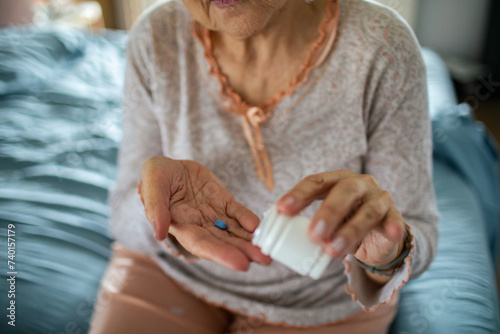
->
<box><xmin>432</xmin><ymin>103</ymin><xmax>500</xmax><ymax>263</ymax></box>
<box><xmin>0</xmin><ymin>27</ymin><xmax>125</xmax><ymax>333</ymax></box>
<box><xmin>390</xmin><ymin>104</ymin><xmax>500</xmax><ymax>333</ymax></box>
<box><xmin>0</xmin><ymin>27</ymin><xmax>498</xmax><ymax>333</ymax></box>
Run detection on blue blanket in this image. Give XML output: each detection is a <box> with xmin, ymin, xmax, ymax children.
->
<box><xmin>0</xmin><ymin>27</ymin><xmax>125</xmax><ymax>333</ymax></box>
<box><xmin>390</xmin><ymin>105</ymin><xmax>500</xmax><ymax>333</ymax></box>
<box><xmin>0</xmin><ymin>27</ymin><xmax>498</xmax><ymax>333</ymax></box>
<box><xmin>432</xmin><ymin>103</ymin><xmax>500</xmax><ymax>262</ymax></box>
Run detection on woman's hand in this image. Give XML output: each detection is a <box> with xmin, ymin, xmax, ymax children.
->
<box><xmin>276</xmin><ymin>170</ymin><xmax>406</xmax><ymax>273</ymax></box>
<box><xmin>138</xmin><ymin>156</ymin><xmax>271</xmax><ymax>271</ymax></box>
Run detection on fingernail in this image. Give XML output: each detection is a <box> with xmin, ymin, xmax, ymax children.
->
<box><xmin>283</xmin><ymin>196</ymin><xmax>295</xmax><ymax>207</ymax></box>
<box><xmin>152</xmin><ymin>219</ymin><xmax>158</xmax><ymax>235</ymax></box>
<box><xmin>330</xmin><ymin>236</ymin><xmax>347</xmax><ymax>255</ymax></box>
<box><xmin>312</xmin><ymin>219</ymin><xmax>327</xmax><ymax>239</ymax></box>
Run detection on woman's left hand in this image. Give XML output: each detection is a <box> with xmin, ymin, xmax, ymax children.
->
<box><xmin>276</xmin><ymin>170</ymin><xmax>406</xmax><ymax>268</ymax></box>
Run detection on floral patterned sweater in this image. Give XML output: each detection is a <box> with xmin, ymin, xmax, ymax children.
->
<box><xmin>108</xmin><ymin>0</ymin><xmax>439</xmax><ymax>327</ymax></box>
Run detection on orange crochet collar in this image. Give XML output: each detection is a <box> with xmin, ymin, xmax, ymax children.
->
<box><xmin>191</xmin><ymin>0</ymin><xmax>340</xmax><ymax>190</ymax></box>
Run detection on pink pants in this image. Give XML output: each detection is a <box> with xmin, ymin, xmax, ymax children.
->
<box><xmin>89</xmin><ymin>243</ymin><xmax>398</xmax><ymax>334</ymax></box>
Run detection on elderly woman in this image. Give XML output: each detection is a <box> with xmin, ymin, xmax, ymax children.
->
<box><xmin>90</xmin><ymin>0</ymin><xmax>438</xmax><ymax>333</ymax></box>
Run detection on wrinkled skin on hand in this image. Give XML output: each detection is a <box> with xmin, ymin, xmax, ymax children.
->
<box><xmin>138</xmin><ymin>156</ymin><xmax>272</xmax><ymax>271</ymax></box>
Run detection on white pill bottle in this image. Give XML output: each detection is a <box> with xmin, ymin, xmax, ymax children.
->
<box><xmin>252</xmin><ymin>204</ymin><xmax>332</xmax><ymax>279</ymax></box>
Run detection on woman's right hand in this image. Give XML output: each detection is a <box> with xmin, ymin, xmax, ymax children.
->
<box><xmin>138</xmin><ymin>156</ymin><xmax>271</xmax><ymax>271</ymax></box>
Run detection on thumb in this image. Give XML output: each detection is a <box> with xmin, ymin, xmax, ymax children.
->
<box><xmin>141</xmin><ymin>166</ymin><xmax>172</xmax><ymax>241</ymax></box>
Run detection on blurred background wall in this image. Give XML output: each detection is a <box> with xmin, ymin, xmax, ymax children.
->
<box><xmin>0</xmin><ymin>0</ymin><xmax>33</xmax><ymax>26</ymax></box>
<box><xmin>415</xmin><ymin>0</ymin><xmax>490</xmax><ymax>62</ymax></box>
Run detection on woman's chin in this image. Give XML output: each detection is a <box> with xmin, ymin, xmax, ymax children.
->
<box><xmin>210</xmin><ymin>0</ymin><xmax>243</xmax><ymax>9</ymax></box>
<box><xmin>188</xmin><ymin>0</ymin><xmax>284</xmax><ymax>39</ymax></box>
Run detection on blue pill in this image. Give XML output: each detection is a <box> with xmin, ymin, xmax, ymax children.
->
<box><xmin>214</xmin><ymin>220</ymin><xmax>227</xmax><ymax>230</ymax></box>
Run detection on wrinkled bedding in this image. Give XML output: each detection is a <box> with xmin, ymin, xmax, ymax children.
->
<box><xmin>0</xmin><ymin>27</ymin><xmax>125</xmax><ymax>333</ymax></box>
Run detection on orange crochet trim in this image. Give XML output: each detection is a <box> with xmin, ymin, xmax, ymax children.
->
<box><xmin>342</xmin><ymin>222</ymin><xmax>415</xmax><ymax>312</ymax></box>
<box><xmin>191</xmin><ymin>0</ymin><xmax>340</xmax><ymax>190</ymax></box>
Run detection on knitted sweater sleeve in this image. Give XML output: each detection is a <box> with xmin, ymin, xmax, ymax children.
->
<box><xmin>343</xmin><ymin>6</ymin><xmax>439</xmax><ymax>310</ymax></box>
<box><xmin>107</xmin><ymin>17</ymin><xmax>163</xmax><ymax>257</ymax></box>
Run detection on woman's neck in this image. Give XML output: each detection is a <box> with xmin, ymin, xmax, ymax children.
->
<box><xmin>212</xmin><ymin>0</ymin><xmax>330</xmax><ymax>72</ymax></box>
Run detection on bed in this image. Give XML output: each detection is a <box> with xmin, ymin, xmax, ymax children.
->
<box><xmin>0</xmin><ymin>26</ymin><xmax>499</xmax><ymax>333</ymax></box>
